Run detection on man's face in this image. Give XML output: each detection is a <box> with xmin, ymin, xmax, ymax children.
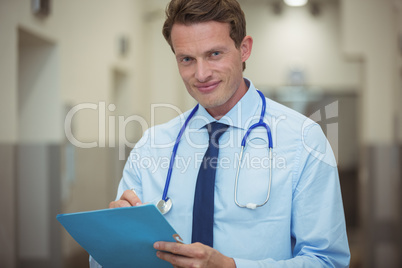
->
<box><xmin>171</xmin><ymin>21</ymin><xmax>252</xmax><ymax>118</ymax></box>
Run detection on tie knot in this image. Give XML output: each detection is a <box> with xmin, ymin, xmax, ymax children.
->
<box><xmin>206</xmin><ymin>122</ymin><xmax>229</xmax><ymax>144</ymax></box>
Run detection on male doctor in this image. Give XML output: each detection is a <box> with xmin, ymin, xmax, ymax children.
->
<box><xmin>93</xmin><ymin>0</ymin><xmax>350</xmax><ymax>267</ymax></box>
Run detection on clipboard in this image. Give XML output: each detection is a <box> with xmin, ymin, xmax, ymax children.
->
<box><xmin>57</xmin><ymin>204</ymin><xmax>181</xmax><ymax>268</ymax></box>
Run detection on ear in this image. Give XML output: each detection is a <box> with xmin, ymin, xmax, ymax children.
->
<box><xmin>240</xmin><ymin>35</ymin><xmax>253</xmax><ymax>62</ymax></box>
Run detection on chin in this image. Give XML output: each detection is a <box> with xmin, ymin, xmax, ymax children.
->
<box><xmin>199</xmin><ymin>97</ymin><xmax>226</xmax><ymax>110</ymax></box>
<box><xmin>189</xmin><ymin>87</ymin><xmax>228</xmax><ymax>109</ymax></box>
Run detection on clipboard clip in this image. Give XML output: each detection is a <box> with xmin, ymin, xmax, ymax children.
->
<box><xmin>173</xmin><ymin>234</ymin><xmax>184</xmax><ymax>244</ymax></box>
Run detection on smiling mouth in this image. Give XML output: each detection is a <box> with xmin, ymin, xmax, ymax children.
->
<box><xmin>195</xmin><ymin>81</ymin><xmax>221</xmax><ymax>93</ymax></box>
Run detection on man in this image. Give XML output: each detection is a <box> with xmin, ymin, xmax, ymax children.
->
<box><xmin>93</xmin><ymin>0</ymin><xmax>350</xmax><ymax>267</ymax></box>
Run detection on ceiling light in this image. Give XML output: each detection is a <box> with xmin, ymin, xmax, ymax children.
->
<box><xmin>284</xmin><ymin>0</ymin><xmax>308</xmax><ymax>7</ymax></box>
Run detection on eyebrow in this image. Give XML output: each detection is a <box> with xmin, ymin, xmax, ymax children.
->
<box><xmin>175</xmin><ymin>46</ymin><xmax>229</xmax><ymax>59</ymax></box>
<box><xmin>205</xmin><ymin>46</ymin><xmax>229</xmax><ymax>55</ymax></box>
<box><xmin>175</xmin><ymin>53</ymin><xmax>190</xmax><ymax>59</ymax></box>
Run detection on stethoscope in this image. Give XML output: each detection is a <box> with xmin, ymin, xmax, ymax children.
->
<box><xmin>156</xmin><ymin>90</ymin><xmax>273</xmax><ymax>214</ymax></box>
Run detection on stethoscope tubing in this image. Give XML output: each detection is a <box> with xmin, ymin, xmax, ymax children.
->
<box><xmin>162</xmin><ymin>104</ymin><xmax>199</xmax><ymax>202</ymax></box>
<box><xmin>234</xmin><ymin>146</ymin><xmax>273</xmax><ymax>209</ymax></box>
<box><xmin>235</xmin><ymin>90</ymin><xmax>273</xmax><ymax>209</ymax></box>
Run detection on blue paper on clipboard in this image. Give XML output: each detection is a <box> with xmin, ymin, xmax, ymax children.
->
<box><xmin>57</xmin><ymin>204</ymin><xmax>180</xmax><ymax>268</ymax></box>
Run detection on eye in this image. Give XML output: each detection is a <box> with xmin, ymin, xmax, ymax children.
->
<box><xmin>211</xmin><ymin>51</ymin><xmax>221</xmax><ymax>57</ymax></box>
<box><xmin>180</xmin><ymin>57</ymin><xmax>193</xmax><ymax>65</ymax></box>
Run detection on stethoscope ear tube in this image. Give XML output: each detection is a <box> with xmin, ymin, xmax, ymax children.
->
<box><xmin>234</xmin><ymin>146</ymin><xmax>273</xmax><ymax>209</ymax></box>
<box><xmin>235</xmin><ymin>90</ymin><xmax>273</xmax><ymax>209</ymax></box>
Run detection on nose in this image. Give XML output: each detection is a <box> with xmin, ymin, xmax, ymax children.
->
<box><xmin>195</xmin><ymin>60</ymin><xmax>212</xmax><ymax>83</ymax></box>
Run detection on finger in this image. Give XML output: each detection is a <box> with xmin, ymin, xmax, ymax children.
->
<box><xmin>154</xmin><ymin>242</ymin><xmax>204</xmax><ymax>258</ymax></box>
<box><xmin>108</xmin><ymin>200</ymin><xmax>131</xmax><ymax>208</ymax></box>
<box><xmin>156</xmin><ymin>251</ymin><xmax>193</xmax><ymax>268</ymax></box>
<box><xmin>120</xmin><ymin>189</ymin><xmax>142</xmax><ymax>206</ymax></box>
<box><xmin>154</xmin><ymin>242</ymin><xmax>183</xmax><ymax>255</ymax></box>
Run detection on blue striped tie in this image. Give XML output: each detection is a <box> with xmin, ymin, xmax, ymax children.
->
<box><xmin>192</xmin><ymin>122</ymin><xmax>229</xmax><ymax>247</ymax></box>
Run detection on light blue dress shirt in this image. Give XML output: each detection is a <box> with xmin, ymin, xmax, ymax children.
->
<box><xmin>91</xmin><ymin>79</ymin><xmax>350</xmax><ymax>267</ymax></box>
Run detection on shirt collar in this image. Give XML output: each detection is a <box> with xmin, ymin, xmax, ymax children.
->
<box><xmin>189</xmin><ymin>78</ymin><xmax>262</xmax><ymax>131</ymax></box>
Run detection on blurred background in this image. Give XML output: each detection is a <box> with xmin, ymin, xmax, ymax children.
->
<box><xmin>0</xmin><ymin>0</ymin><xmax>401</xmax><ymax>267</ymax></box>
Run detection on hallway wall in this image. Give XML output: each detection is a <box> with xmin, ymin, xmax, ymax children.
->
<box><xmin>0</xmin><ymin>0</ymin><xmax>148</xmax><ymax>267</ymax></box>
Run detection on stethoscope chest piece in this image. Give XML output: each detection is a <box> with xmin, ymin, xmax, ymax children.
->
<box><xmin>157</xmin><ymin>198</ymin><xmax>172</xmax><ymax>215</ymax></box>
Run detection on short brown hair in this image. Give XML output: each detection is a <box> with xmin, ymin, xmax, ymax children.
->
<box><xmin>162</xmin><ymin>0</ymin><xmax>247</xmax><ymax>70</ymax></box>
